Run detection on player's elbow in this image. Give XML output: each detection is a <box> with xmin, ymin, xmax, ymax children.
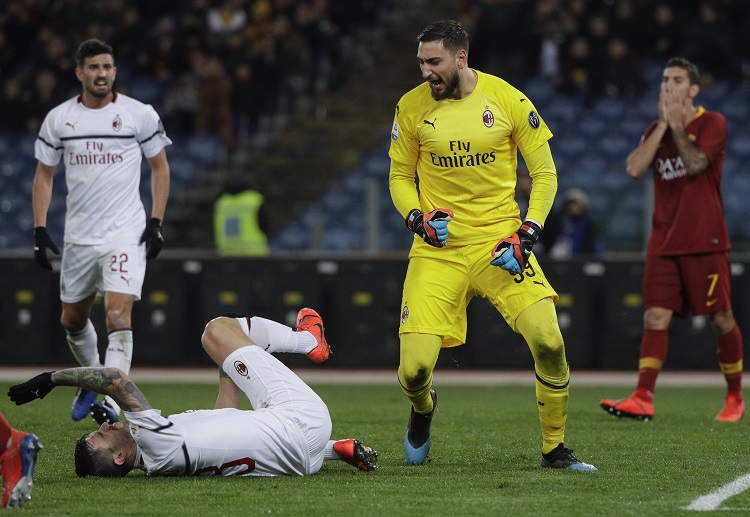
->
<box><xmin>103</xmin><ymin>367</ymin><xmax>129</xmax><ymax>382</ymax></box>
<box><xmin>625</xmin><ymin>162</ymin><xmax>645</xmax><ymax>179</ymax></box>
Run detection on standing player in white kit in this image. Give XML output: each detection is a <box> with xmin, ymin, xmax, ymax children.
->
<box><xmin>31</xmin><ymin>39</ymin><xmax>172</xmax><ymax>425</ymax></box>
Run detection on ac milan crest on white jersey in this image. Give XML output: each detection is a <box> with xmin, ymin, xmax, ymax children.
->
<box><xmin>35</xmin><ymin>93</ymin><xmax>172</xmax><ymax>245</ymax></box>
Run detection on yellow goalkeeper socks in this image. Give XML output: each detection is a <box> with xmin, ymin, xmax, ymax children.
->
<box><xmin>398</xmin><ymin>333</ymin><xmax>441</xmax><ymax>414</ymax></box>
<box><xmin>536</xmin><ymin>367</ymin><xmax>570</xmax><ymax>455</ymax></box>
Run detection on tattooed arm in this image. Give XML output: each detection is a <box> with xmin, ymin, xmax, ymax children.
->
<box><xmin>52</xmin><ymin>367</ymin><xmax>153</xmax><ymax>412</ymax></box>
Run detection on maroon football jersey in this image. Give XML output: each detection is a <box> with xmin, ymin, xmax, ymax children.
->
<box><xmin>642</xmin><ymin>107</ymin><xmax>730</xmax><ymax>255</ymax></box>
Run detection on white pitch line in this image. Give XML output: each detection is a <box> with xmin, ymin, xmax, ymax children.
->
<box><xmin>684</xmin><ymin>474</ymin><xmax>750</xmax><ymax>511</ymax></box>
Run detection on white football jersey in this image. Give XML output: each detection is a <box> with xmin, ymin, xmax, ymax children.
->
<box><xmin>126</xmin><ymin>407</ymin><xmax>311</xmax><ymax>477</ymax></box>
<box><xmin>35</xmin><ymin>93</ymin><xmax>172</xmax><ymax>245</ymax></box>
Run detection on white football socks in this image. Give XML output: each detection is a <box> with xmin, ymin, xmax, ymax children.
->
<box><xmin>324</xmin><ymin>440</ymin><xmax>341</xmax><ymax>460</ymax></box>
<box><xmin>247</xmin><ymin>316</ymin><xmax>316</xmax><ymax>355</ymax></box>
<box><xmin>66</xmin><ymin>319</ymin><xmax>101</xmax><ymax>367</ymax></box>
<box><xmin>103</xmin><ymin>329</ymin><xmax>133</xmax><ymax>417</ymax></box>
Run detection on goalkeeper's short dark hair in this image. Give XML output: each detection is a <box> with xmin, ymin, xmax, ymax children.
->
<box><xmin>417</xmin><ymin>20</ymin><xmax>469</xmax><ymax>55</ymax></box>
<box><xmin>76</xmin><ymin>39</ymin><xmax>114</xmax><ymax>68</ymax></box>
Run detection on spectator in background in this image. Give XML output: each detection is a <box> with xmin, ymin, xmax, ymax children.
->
<box><xmin>0</xmin><ymin>77</ymin><xmax>30</xmax><ymax>132</ymax></box>
<box><xmin>0</xmin><ymin>29</ymin><xmax>17</xmax><ymax>79</ymax></box>
<box><xmin>213</xmin><ymin>179</ymin><xmax>269</xmax><ymax>256</ymax></box>
<box><xmin>191</xmin><ymin>49</ymin><xmax>235</xmax><ymax>151</ymax></box>
<box><xmin>207</xmin><ymin>0</ymin><xmax>248</xmax><ymax>35</ymax></box>
<box><xmin>536</xmin><ymin>8</ymin><xmax>567</xmax><ymax>80</ymax></box>
<box><xmin>275</xmin><ymin>11</ymin><xmax>313</xmax><ymax>114</ymax></box>
<box><xmin>582</xmin><ymin>11</ymin><xmax>611</xmax><ymax>63</ymax></box>
<box><xmin>161</xmin><ymin>72</ymin><xmax>198</xmax><ymax>134</ymax></box>
<box><xmin>681</xmin><ymin>1</ymin><xmax>739</xmax><ymax>82</ymax></box>
<box><xmin>644</xmin><ymin>3</ymin><xmax>681</xmax><ymax>60</ymax></box>
<box><xmin>611</xmin><ymin>0</ymin><xmax>644</xmax><ymax>56</ymax></box>
<box><xmin>108</xmin><ymin>6</ymin><xmax>152</xmax><ymax>75</ymax></box>
<box><xmin>462</xmin><ymin>0</ymin><xmax>536</xmax><ymax>78</ymax></box>
<box><xmin>245</xmin><ymin>35</ymin><xmax>284</xmax><ymax>121</ymax></box>
<box><xmin>554</xmin><ymin>35</ymin><xmax>591</xmax><ymax>96</ymax></box>
<box><xmin>0</xmin><ymin>0</ymin><xmax>389</xmax><ymax>142</ymax></box>
<box><xmin>25</xmin><ymin>69</ymin><xmax>65</xmax><ymax>134</ymax></box>
<box><xmin>36</xmin><ymin>35</ymin><xmax>78</xmax><ymax>96</ymax></box>
<box><xmin>540</xmin><ymin>188</ymin><xmax>604</xmax><ymax>259</ymax></box>
<box><xmin>591</xmin><ymin>37</ymin><xmax>645</xmax><ymax>98</ymax></box>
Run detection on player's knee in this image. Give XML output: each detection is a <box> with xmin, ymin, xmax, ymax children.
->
<box><xmin>201</xmin><ymin>318</ymin><xmax>219</xmax><ymax>353</ymax></box>
<box><xmin>643</xmin><ymin>308</ymin><xmax>671</xmax><ymax>330</ymax></box>
<box><xmin>105</xmin><ymin>308</ymin><xmax>129</xmax><ymax>330</ymax></box>
<box><xmin>530</xmin><ymin>329</ymin><xmax>566</xmax><ymax>368</ymax></box>
<box><xmin>398</xmin><ymin>363</ymin><xmax>431</xmax><ymax>390</ymax></box>
<box><xmin>711</xmin><ymin>310</ymin><xmax>736</xmax><ymax>335</ymax></box>
<box><xmin>61</xmin><ymin>313</ymin><xmax>87</xmax><ymax>333</ymax></box>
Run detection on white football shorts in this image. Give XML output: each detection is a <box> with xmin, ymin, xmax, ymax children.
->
<box><xmin>60</xmin><ymin>239</ymin><xmax>147</xmax><ymax>303</ymax></box>
<box><xmin>224</xmin><ymin>336</ymin><xmax>332</xmax><ymax>475</ymax></box>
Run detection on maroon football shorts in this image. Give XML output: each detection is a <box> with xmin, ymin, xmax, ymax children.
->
<box><xmin>643</xmin><ymin>252</ymin><xmax>732</xmax><ymax>317</ymax></box>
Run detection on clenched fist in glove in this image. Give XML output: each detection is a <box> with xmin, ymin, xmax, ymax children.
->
<box><xmin>140</xmin><ymin>217</ymin><xmax>164</xmax><ymax>260</ymax></box>
<box><xmin>490</xmin><ymin>221</ymin><xmax>541</xmax><ymax>275</ymax></box>
<box><xmin>406</xmin><ymin>208</ymin><xmax>454</xmax><ymax>247</ymax></box>
<box><xmin>7</xmin><ymin>372</ymin><xmax>56</xmax><ymax>405</ymax></box>
<box><xmin>33</xmin><ymin>227</ymin><xmax>60</xmax><ymax>270</ymax></box>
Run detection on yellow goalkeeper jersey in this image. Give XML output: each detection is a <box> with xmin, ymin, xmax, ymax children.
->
<box><xmin>389</xmin><ymin>69</ymin><xmax>554</xmax><ymax>246</ymax></box>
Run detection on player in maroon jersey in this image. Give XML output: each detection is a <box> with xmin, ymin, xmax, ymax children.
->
<box><xmin>600</xmin><ymin>57</ymin><xmax>744</xmax><ymax>422</ymax></box>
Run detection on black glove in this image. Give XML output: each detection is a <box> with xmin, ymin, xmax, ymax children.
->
<box><xmin>490</xmin><ymin>221</ymin><xmax>541</xmax><ymax>275</ymax></box>
<box><xmin>405</xmin><ymin>208</ymin><xmax>454</xmax><ymax>247</ymax></box>
<box><xmin>33</xmin><ymin>227</ymin><xmax>60</xmax><ymax>270</ymax></box>
<box><xmin>8</xmin><ymin>372</ymin><xmax>56</xmax><ymax>405</ymax></box>
<box><xmin>140</xmin><ymin>217</ymin><xmax>164</xmax><ymax>260</ymax></box>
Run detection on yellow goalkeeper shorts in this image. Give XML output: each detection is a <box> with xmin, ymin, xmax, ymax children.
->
<box><xmin>398</xmin><ymin>242</ymin><xmax>558</xmax><ymax>347</ymax></box>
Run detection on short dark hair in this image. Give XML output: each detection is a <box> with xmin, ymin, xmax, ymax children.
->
<box><xmin>74</xmin><ymin>434</ymin><xmax>128</xmax><ymax>478</ymax></box>
<box><xmin>665</xmin><ymin>57</ymin><xmax>700</xmax><ymax>85</ymax></box>
<box><xmin>76</xmin><ymin>39</ymin><xmax>114</xmax><ymax>68</ymax></box>
<box><xmin>417</xmin><ymin>20</ymin><xmax>469</xmax><ymax>54</ymax></box>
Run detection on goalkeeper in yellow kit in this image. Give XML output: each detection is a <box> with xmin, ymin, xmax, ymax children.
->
<box><xmin>389</xmin><ymin>19</ymin><xmax>596</xmax><ymax>471</ymax></box>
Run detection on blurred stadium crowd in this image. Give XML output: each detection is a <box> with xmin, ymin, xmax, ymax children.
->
<box><xmin>1</xmin><ymin>0</ymin><xmax>750</xmax><ymax>253</ymax></box>
<box><xmin>0</xmin><ymin>0</ymin><xmax>393</xmax><ymax>147</ymax></box>
<box><xmin>463</xmin><ymin>0</ymin><xmax>750</xmax><ymax>99</ymax></box>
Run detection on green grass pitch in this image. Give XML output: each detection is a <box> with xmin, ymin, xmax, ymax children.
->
<box><xmin>1</xmin><ymin>380</ymin><xmax>748</xmax><ymax>516</ymax></box>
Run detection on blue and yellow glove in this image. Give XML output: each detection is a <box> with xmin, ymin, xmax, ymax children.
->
<box><xmin>406</xmin><ymin>208</ymin><xmax>454</xmax><ymax>247</ymax></box>
<box><xmin>490</xmin><ymin>221</ymin><xmax>541</xmax><ymax>275</ymax></box>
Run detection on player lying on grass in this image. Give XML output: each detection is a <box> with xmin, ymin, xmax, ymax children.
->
<box><xmin>8</xmin><ymin>308</ymin><xmax>377</xmax><ymax>477</ymax></box>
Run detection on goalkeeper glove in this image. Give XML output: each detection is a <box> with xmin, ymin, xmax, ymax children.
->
<box><xmin>406</xmin><ymin>208</ymin><xmax>454</xmax><ymax>247</ymax></box>
<box><xmin>33</xmin><ymin>227</ymin><xmax>60</xmax><ymax>270</ymax></box>
<box><xmin>8</xmin><ymin>372</ymin><xmax>56</xmax><ymax>405</ymax></box>
<box><xmin>490</xmin><ymin>221</ymin><xmax>541</xmax><ymax>275</ymax></box>
<box><xmin>140</xmin><ymin>217</ymin><xmax>164</xmax><ymax>260</ymax></box>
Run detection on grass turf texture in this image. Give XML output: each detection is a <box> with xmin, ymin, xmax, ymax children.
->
<box><xmin>1</xmin><ymin>381</ymin><xmax>748</xmax><ymax>516</ymax></box>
